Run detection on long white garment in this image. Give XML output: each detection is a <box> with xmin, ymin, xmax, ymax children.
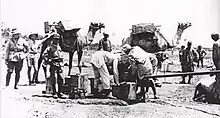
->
<box><xmin>91</xmin><ymin>51</ymin><xmax>116</xmax><ymax>90</ymax></box>
<box><xmin>128</xmin><ymin>46</ymin><xmax>157</xmax><ymax>79</ymax></box>
<box><xmin>90</xmin><ymin>51</ymin><xmax>114</xmax><ymax>68</ymax></box>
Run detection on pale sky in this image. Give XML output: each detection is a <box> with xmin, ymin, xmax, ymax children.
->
<box><xmin>1</xmin><ymin>0</ymin><xmax>220</xmax><ymax>47</ymax></box>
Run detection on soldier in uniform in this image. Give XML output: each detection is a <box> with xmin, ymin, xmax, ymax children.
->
<box><xmin>179</xmin><ymin>45</ymin><xmax>185</xmax><ymax>63</ymax></box>
<box><xmin>211</xmin><ymin>33</ymin><xmax>220</xmax><ymax>103</ymax></box>
<box><xmin>98</xmin><ymin>32</ymin><xmax>112</xmax><ymax>52</ymax></box>
<box><xmin>27</xmin><ymin>33</ymin><xmax>38</xmax><ymax>85</ymax></box>
<box><xmin>180</xmin><ymin>41</ymin><xmax>198</xmax><ymax>84</ymax></box>
<box><xmin>5</xmin><ymin>29</ymin><xmax>29</xmax><ymax>89</ymax></box>
<box><xmin>196</xmin><ymin>45</ymin><xmax>207</xmax><ymax>68</ymax></box>
<box><xmin>42</xmin><ymin>33</ymin><xmax>64</xmax><ymax>97</ymax></box>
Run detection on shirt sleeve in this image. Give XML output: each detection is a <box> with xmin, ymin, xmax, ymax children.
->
<box><xmin>5</xmin><ymin>41</ymin><xmax>10</xmax><ymax>60</ymax></box>
<box><xmin>108</xmin><ymin>40</ymin><xmax>112</xmax><ymax>52</ymax></box>
<box><xmin>193</xmin><ymin>49</ymin><xmax>199</xmax><ymax>60</ymax></box>
<box><xmin>98</xmin><ymin>39</ymin><xmax>103</xmax><ymax>50</ymax></box>
<box><xmin>113</xmin><ymin>57</ymin><xmax>119</xmax><ymax>84</ymax></box>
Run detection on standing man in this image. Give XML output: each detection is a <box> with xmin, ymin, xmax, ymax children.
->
<box><xmin>197</xmin><ymin>45</ymin><xmax>207</xmax><ymax>68</ymax></box>
<box><xmin>211</xmin><ymin>33</ymin><xmax>220</xmax><ymax>102</ymax></box>
<box><xmin>5</xmin><ymin>29</ymin><xmax>29</xmax><ymax>89</ymax></box>
<box><xmin>180</xmin><ymin>41</ymin><xmax>198</xmax><ymax>84</ymax></box>
<box><xmin>179</xmin><ymin>45</ymin><xmax>185</xmax><ymax>63</ymax></box>
<box><xmin>27</xmin><ymin>33</ymin><xmax>38</xmax><ymax>85</ymax></box>
<box><xmin>42</xmin><ymin>33</ymin><xmax>64</xmax><ymax>97</ymax></box>
<box><xmin>98</xmin><ymin>32</ymin><xmax>112</xmax><ymax>52</ymax></box>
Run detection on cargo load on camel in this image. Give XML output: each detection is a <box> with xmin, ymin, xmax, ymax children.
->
<box><xmin>123</xmin><ymin>23</ymin><xmax>171</xmax><ymax>53</ymax></box>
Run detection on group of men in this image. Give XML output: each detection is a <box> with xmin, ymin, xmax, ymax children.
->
<box><xmin>91</xmin><ymin>40</ymin><xmax>159</xmax><ymax>99</ymax></box>
<box><xmin>4</xmin><ymin>28</ymin><xmax>64</xmax><ymax>97</ymax></box>
<box><xmin>179</xmin><ymin>41</ymin><xmax>207</xmax><ymax>84</ymax></box>
<box><xmin>3</xmin><ymin>27</ymin><xmax>220</xmax><ymax>102</ymax></box>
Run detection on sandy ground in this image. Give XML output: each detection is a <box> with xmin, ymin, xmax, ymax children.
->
<box><xmin>1</xmin><ymin>51</ymin><xmax>220</xmax><ymax>118</ymax></box>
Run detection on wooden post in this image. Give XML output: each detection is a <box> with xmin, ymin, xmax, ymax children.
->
<box><xmin>144</xmin><ymin>70</ymin><xmax>220</xmax><ymax>79</ymax></box>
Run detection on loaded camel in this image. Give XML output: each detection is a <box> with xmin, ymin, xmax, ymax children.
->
<box><xmin>120</xmin><ymin>22</ymin><xmax>192</xmax><ymax>100</ymax></box>
<box><xmin>34</xmin><ymin>22</ymin><xmax>105</xmax><ymax>82</ymax></box>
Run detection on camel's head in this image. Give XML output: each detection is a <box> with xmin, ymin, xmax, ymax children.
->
<box><xmin>87</xmin><ymin>22</ymin><xmax>105</xmax><ymax>44</ymax></box>
<box><xmin>177</xmin><ymin>22</ymin><xmax>192</xmax><ymax>32</ymax></box>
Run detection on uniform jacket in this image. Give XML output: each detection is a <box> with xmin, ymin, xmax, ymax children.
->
<box><xmin>98</xmin><ymin>38</ymin><xmax>112</xmax><ymax>52</ymax></box>
<box><xmin>5</xmin><ymin>38</ymin><xmax>29</xmax><ymax>62</ymax></box>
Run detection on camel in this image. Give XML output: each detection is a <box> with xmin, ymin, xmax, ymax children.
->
<box><xmin>35</xmin><ymin>22</ymin><xmax>105</xmax><ymax>82</ymax></box>
<box><xmin>120</xmin><ymin>22</ymin><xmax>192</xmax><ymax>100</ymax></box>
<box><xmin>122</xmin><ymin>22</ymin><xmax>192</xmax><ymax>53</ymax></box>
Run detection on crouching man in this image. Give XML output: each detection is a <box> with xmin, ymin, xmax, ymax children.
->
<box><xmin>122</xmin><ymin>44</ymin><xmax>159</xmax><ymax>100</ymax></box>
<box><xmin>90</xmin><ymin>50</ymin><xmax>120</xmax><ymax>98</ymax></box>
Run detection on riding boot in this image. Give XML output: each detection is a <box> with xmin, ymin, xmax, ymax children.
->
<box><xmin>57</xmin><ymin>83</ymin><xmax>62</xmax><ymax>98</ymax></box>
<box><xmin>152</xmin><ymin>86</ymin><xmax>158</xmax><ymax>99</ymax></box>
<box><xmin>52</xmin><ymin>84</ymin><xmax>57</xmax><ymax>95</ymax></box>
<box><xmin>14</xmin><ymin>73</ymin><xmax>20</xmax><ymax>89</ymax></box>
<box><xmin>188</xmin><ymin>76</ymin><xmax>192</xmax><ymax>84</ymax></box>
<box><xmin>6</xmin><ymin>72</ymin><xmax>12</xmax><ymax>86</ymax></box>
<box><xmin>180</xmin><ymin>76</ymin><xmax>186</xmax><ymax>84</ymax></box>
<box><xmin>27</xmin><ymin>67</ymin><xmax>32</xmax><ymax>85</ymax></box>
<box><xmin>32</xmin><ymin>71</ymin><xmax>37</xmax><ymax>84</ymax></box>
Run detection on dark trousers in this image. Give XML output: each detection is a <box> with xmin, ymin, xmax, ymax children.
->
<box><xmin>181</xmin><ymin>64</ymin><xmax>194</xmax><ymax>84</ymax></box>
<box><xmin>6</xmin><ymin>61</ymin><xmax>23</xmax><ymax>87</ymax></box>
<box><xmin>49</xmin><ymin>65</ymin><xmax>63</xmax><ymax>94</ymax></box>
<box><xmin>197</xmin><ymin>58</ymin><xmax>204</xmax><ymax>68</ymax></box>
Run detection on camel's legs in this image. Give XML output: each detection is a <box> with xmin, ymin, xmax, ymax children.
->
<box><xmin>36</xmin><ymin>44</ymin><xmax>48</xmax><ymax>82</ymax></box>
<box><xmin>77</xmin><ymin>50</ymin><xmax>83</xmax><ymax>73</ymax></box>
<box><xmin>68</xmin><ymin>52</ymin><xmax>75</xmax><ymax>76</ymax></box>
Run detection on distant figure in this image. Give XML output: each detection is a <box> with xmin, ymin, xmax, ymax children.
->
<box><xmin>179</xmin><ymin>45</ymin><xmax>185</xmax><ymax>63</ymax></box>
<box><xmin>180</xmin><ymin>41</ymin><xmax>198</xmax><ymax>84</ymax></box>
<box><xmin>196</xmin><ymin>45</ymin><xmax>207</xmax><ymax>68</ymax></box>
<box><xmin>5</xmin><ymin>29</ymin><xmax>29</xmax><ymax>89</ymax></box>
<box><xmin>27</xmin><ymin>33</ymin><xmax>38</xmax><ymax>85</ymax></box>
<box><xmin>98</xmin><ymin>32</ymin><xmax>112</xmax><ymax>52</ymax></box>
<box><xmin>211</xmin><ymin>33</ymin><xmax>220</xmax><ymax>102</ymax></box>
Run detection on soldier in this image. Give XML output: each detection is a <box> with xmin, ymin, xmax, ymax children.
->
<box><xmin>179</xmin><ymin>45</ymin><xmax>185</xmax><ymax>63</ymax></box>
<box><xmin>5</xmin><ymin>29</ymin><xmax>29</xmax><ymax>89</ymax></box>
<box><xmin>180</xmin><ymin>41</ymin><xmax>198</xmax><ymax>84</ymax></box>
<box><xmin>27</xmin><ymin>33</ymin><xmax>38</xmax><ymax>85</ymax></box>
<box><xmin>42</xmin><ymin>33</ymin><xmax>64</xmax><ymax>97</ymax></box>
<box><xmin>98</xmin><ymin>32</ymin><xmax>112</xmax><ymax>52</ymax></box>
<box><xmin>211</xmin><ymin>33</ymin><xmax>220</xmax><ymax>103</ymax></box>
<box><xmin>196</xmin><ymin>45</ymin><xmax>207</xmax><ymax>68</ymax></box>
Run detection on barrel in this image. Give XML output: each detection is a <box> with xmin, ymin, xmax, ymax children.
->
<box><xmin>68</xmin><ymin>74</ymin><xmax>90</xmax><ymax>95</ymax></box>
<box><xmin>112</xmin><ymin>82</ymin><xmax>136</xmax><ymax>101</ymax></box>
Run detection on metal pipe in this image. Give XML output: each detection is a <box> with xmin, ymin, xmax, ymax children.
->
<box><xmin>144</xmin><ymin>70</ymin><xmax>220</xmax><ymax>78</ymax></box>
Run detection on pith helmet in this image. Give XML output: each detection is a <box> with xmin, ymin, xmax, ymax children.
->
<box><xmin>29</xmin><ymin>33</ymin><xmax>38</xmax><ymax>39</ymax></box>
